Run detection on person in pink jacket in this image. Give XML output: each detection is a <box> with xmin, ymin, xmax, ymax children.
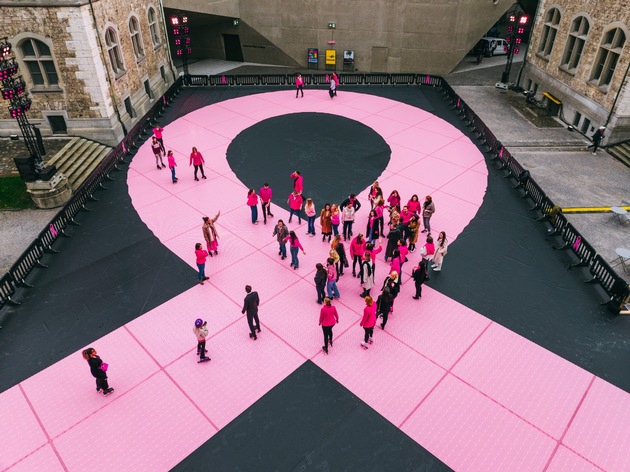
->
<box><xmin>152</xmin><ymin>126</ymin><xmax>165</xmax><ymax>153</ymax></box>
<box><xmin>360</xmin><ymin>296</ymin><xmax>376</xmax><ymax>349</ymax></box>
<box><xmin>407</xmin><ymin>194</ymin><xmax>421</xmax><ymax>215</ymax></box>
<box><xmin>259</xmin><ymin>183</ymin><xmax>274</xmax><ymax>224</ymax></box>
<box><xmin>167</xmin><ymin>150</ymin><xmax>177</xmax><ymax>183</ymax></box>
<box><xmin>247</xmin><ymin>189</ymin><xmax>259</xmax><ymax>224</ymax></box>
<box><xmin>350</xmin><ymin>233</ymin><xmax>366</xmax><ymax>277</ymax></box>
<box><xmin>195</xmin><ymin>243</ymin><xmax>209</xmax><ymax>285</ymax></box>
<box><xmin>319</xmin><ymin>297</ymin><xmax>339</xmax><ymax>354</ymax></box>
<box><xmin>291</xmin><ymin>170</ymin><xmax>303</xmax><ymax>194</ymax></box>
<box><xmin>287</xmin><ymin>191</ymin><xmax>304</xmax><ymax>224</ymax></box>
<box><xmin>365</xmin><ymin>241</ymin><xmax>383</xmax><ymax>280</ymax></box>
<box><xmin>189</xmin><ymin>146</ymin><xmax>206</xmax><ymax>181</ymax></box>
<box><xmin>284</xmin><ymin>230</ymin><xmax>306</xmax><ymax>269</ymax></box>
<box><xmin>295</xmin><ymin>74</ymin><xmax>304</xmax><ymax>98</ymax></box>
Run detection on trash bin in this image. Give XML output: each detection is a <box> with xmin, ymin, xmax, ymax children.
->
<box><xmin>543</xmin><ymin>92</ymin><xmax>561</xmax><ymax>116</ymax></box>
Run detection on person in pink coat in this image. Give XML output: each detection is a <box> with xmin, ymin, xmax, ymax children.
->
<box><xmin>195</xmin><ymin>243</ymin><xmax>209</xmax><ymax>285</ymax></box>
<box><xmin>284</xmin><ymin>230</ymin><xmax>306</xmax><ymax>269</ymax></box>
<box><xmin>152</xmin><ymin>126</ymin><xmax>165</xmax><ymax>153</ymax></box>
<box><xmin>350</xmin><ymin>234</ymin><xmax>366</xmax><ymax>277</ymax></box>
<box><xmin>190</xmin><ymin>146</ymin><xmax>206</xmax><ymax>181</ymax></box>
<box><xmin>420</xmin><ymin>235</ymin><xmax>435</xmax><ymax>261</ymax></box>
<box><xmin>319</xmin><ymin>297</ymin><xmax>339</xmax><ymax>354</ymax></box>
<box><xmin>291</xmin><ymin>170</ymin><xmax>303</xmax><ymax>194</ymax></box>
<box><xmin>259</xmin><ymin>183</ymin><xmax>274</xmax><ymax>224</ymax></box>
<box><xmin>247</xmin><ymin>189</ymin><xmax>259</xmax><ymax>224</ymax></box>
<box><xmin>295</xmin><ymin>74</ymin><xmax>304</xmax><ymax>98</ymax></box>
<box><xmin>167</xmin><ymin>150</ymin><xmax>178</xmax><ymax>183</ymax></box>
<box><xmin>360</xmin><ymin>296</ymin><xmax>376</xmax><ymax>349</ymax></box>
<box><xmin>407</xmin><ymin>194</ymin><xmax>421</xmax><ymax>215</ymax></box>
<box><xmin>287</xmin><ymin>191</ymin><xmax>304</xmax><ymax>224</ymax></box>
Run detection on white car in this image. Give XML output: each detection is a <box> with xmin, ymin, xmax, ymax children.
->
<box><xmin>482</xmin><ymin>37</ymin><xmax>509</xmax><ymax>56</ymax></box>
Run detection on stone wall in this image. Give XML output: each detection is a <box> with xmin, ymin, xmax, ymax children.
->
<box><xmin>0</xmin><ymin>0</ymin><xmax>175</xmax><ymax>145</ymax></box>
<box><xmin>525</xmin><ymin>0</ymin><xmax>630</xmax><ymax>141</ymax></box>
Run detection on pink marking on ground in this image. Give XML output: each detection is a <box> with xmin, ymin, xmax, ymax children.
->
<box><xmin>401</xmin><ymin>374</ymin><xmax>557</xmax><ymax>472</ymax></box>
<box><xmin>5</xmin><ymin>445</ymin><xmax>65</xmax><ymax>472</ymax></box>
<box><xmin>452</xmin><ymin>322</ymin><xmax>594</xmax><ymax>439</ymax></box>
<box><xmin>562</xmin><ymin>378</ymin><xmax>630</xmax><ymax>471</ymax></box>
<box><xmin>5</xmin><ymin>90</ymin><xmax>630</xmax><ymax>471</ymax></box>
<box><xmin>546</xmin><ymin>446</ymin><xmax>605</xmax><ymax>472</ymax></box>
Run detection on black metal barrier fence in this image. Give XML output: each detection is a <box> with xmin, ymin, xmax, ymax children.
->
<box><xmin>1</xmin><ymin>72</ymin><xmax>627</xmax><ymax>313</ymax></box>
<box><xmin>0</xmin><ymin>77</ymin><xmax>185</xmax><ymax>313</ymax></box>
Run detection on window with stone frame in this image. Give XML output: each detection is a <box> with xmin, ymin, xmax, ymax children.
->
<box><xmin>129</xmin><ymin>15</ymin><xmax>145</xmax><ymax>61</ymax></box>
<box><xmin>20</xmin><ymin>38</ymin><xmax>59</xmax><ymax>88</ymax></box>
<box><xmin>148</xmin><ymin>7</ymin><xmax>161</xmax><ymax>47</ymax></box>
<box><xmin>561</xmin><ymin>16</ymin><xmax>590</xmax><ymax>72</ymax></box>
<box><xmin>590</xmin><ymin>27</ymin><xmax>626</xmax><ymax>88</ymax></box>
<box><xmin>538</xmin><ymin>7</ymin><xmax>561</xmax><ymax>58</ymax></box>
<box><xmin>105</xmin><ymin>27</ymin><xmax>125</xmax><ymax>75</ymax></box>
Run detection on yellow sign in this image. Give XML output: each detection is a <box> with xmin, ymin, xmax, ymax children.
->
<box><xmin>325</xmin><ymin>49</ymin><xmax>336</xmax><ymax>65</ymax></box>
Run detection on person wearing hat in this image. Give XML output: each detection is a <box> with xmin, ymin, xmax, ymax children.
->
<box><xmin>193</xmin><ymin>318</ymin><xmax>210</xmax><ymax>362</ymax></box>
<box><xmin>587</xmin><ymin>126</ymin><xmax>606</xmax><ymax>155</ymax></box>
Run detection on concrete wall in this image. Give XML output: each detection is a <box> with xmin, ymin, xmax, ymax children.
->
<box><xmin>163</xmin><ymin>0</ymin><xmax>514</xmax><ymax>74</ymax></box>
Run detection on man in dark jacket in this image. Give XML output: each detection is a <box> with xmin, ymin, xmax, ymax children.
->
<box><xmin>587</xmin><ymin>126</ymin><xmax>605</xmax><ymax>155</ymax></box>
<box><xmin>412</xmin><ymin>258</ymin><xmax>429</xmax><ymax>299</ymax></box>
<box><xmin>241</xmin><ymin>285</ymin><xmax>261</xmax><ymax>340</ymax></box>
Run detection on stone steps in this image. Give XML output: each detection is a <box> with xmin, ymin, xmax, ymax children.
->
<box><xmin>606</xmin><ymin>142</ymin><xmax>630</xmax><ymax>169</ymax></box>
<box><xmin>47</xmin><ymin>137</ymin><xmax>113</xmax><ymax>191</ymax></box>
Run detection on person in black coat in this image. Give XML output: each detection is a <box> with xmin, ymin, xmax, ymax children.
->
<box><xmin>242</xmin><ymin>285</ymin><xmax>261</xmax><ymax>340</ymax></box>
<box><xmin>82</xmin><ymin>347</ymin><xmax>114</xmax><ymax>396</ymax></box>
<box><xmin>376</xmin><ymin>288</ymin><xmax>394</xmax><ymax>330</ymax></box>
<box><xmin>412</xmin><ymin>258</ymin><xmax>429</xmax><ymax>299</ymax></box>
<box><xmin>385</xmin><ymin>223</ymin><xmax>402</xmax><ymax>261</ymax></box>
<box><xmin>314</xmin><ymin>263</ymin><xmax>328</xmax><ymax>304</ymax></box>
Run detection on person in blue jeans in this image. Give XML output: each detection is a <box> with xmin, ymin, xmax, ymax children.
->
<box><xmin>326</xmin><ymin>257</ymin><xmax>340</xmax><ymax>298</ymax></box>
<box><xmin>284</xmin><ymin>231</ymin><xmax>306</xmax><ymax>270</ymax></box>
<box><xmin>272</xmin><ymin>220</ymin><xmax>289</xmax><ymax>260</ymax></box>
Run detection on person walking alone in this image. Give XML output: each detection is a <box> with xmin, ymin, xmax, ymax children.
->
<box><xmin>360</xmin><ymin>296</ymin><xmax>376</xmax><ymax>349</ymax></box>
<box><xmin>189</xmin><ymin>146</ymin><xmax>206</xmax><ymax>181</ymax></box>
<box><xmin>241</xmin><ymin>285</ymin><xmax>261</xmax><ymax>340</ymax></box>
<box><xmin>319</xmin><ymin>297</ymin><xmax>339</xmax><ymax>354</ymax></box>
<box><xmin>587</xmin><ymin>126</ymin><xmax>605</xmax><ymax>155</ymax></box>
<box><xmin>82</xmin><ymin>348</ymin><xmax>114</xmax><ymax>396</ymax></box>
<box><xmin>295</xmin><ymin>74</ymin><xmax>304</xmax><ymax>98</ymax></box>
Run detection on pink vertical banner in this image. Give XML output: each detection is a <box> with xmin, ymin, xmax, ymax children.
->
<box><xmin>456</xmin><ymin>98</ymin><xmax>461</xmax><ymax>108</ymax></box>
<box><xmin>122</xmin><ymin>142</ymin><xmax>127</xmax><ymax>154</ymax></box>
<box><xmin>425</xmin><ymin>75</ymin><xmax>431</xmax><ymax>84</ymax></box>
<box><xmin>325</xmin><ymin>74</ymin><xmax>330</xmax><ymax>83</ymax></box>
<box><xmin>572</xmin><ymin>236</ymin><xmax>581</xmax><ymax>252</ymax></box>
<box><xmin>499</xmin><ymin>146</ymin><xmax>504</xmax><ymax>158</ymax></box>
<box><xmin>162</xmin><ymin>96</ymin><xmax>167</xmax><ymax>105</ymax></box>
<box><xmin>49</xmin><ymin>224</ymin><xmax>58</xmax><ymax>238</ymax></box>
<box><xmin>221</xmin><ymin>75</ymin><xmax>226</xmax><ymax>84</ymax></box>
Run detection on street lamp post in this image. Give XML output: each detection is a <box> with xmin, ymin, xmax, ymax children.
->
<box><xmin>171</xmin><ymin>14</ymin><xmax>191</xmax><ymax>75</ymax></box>
<box><xmin>501</xmin><ymin>13</ymin><xmax>529</xmax><ymax>85</ymax></box>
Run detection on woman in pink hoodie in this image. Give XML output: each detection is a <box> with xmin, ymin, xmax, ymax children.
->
<box><xmin>287</xmin><ymin>191</ymin><xmax>303</xmax><ymax>224</ymax></box>
<box><xmin>189</xmin><ymin>146</ymin><xmax>206</xmax><ymax>181</ymax></box>
<box><xmin>360</xmin><ymin>296</ymin><xmax>376</xmax><ymax>349</ymax></box>
<box><xmin>295</xmin><ymin>74</ymin><xmax>304</xmax><ymax>98</ymax></box>
<box><xmin>195</xmin><ymin>242</ymin><xmax>209</xmax><ymax>285</ymax></box>
<box><xmin>247</xmin><ymin>189</ymin><xmax>259</xmax><ymax>224</ymax></box>
<box><xmin>291</xmin><ymin>170</ymin><xmax>303</xmax><ymax>194</ymax></box>
<box><xmin>167</xmin><ymin>150</ymin><xmax>177</xmax><ymax>183</ymax></box>
<box><xmin>284</xmin><ymin>230</ymin><xmax>306</xmax><ymax>269</ymax></box>
<box><xmin>350</xmin><ymin>233</ymin><xmax>366</xmax><ymax>277</ymax></box>
<box><xmin>319</xmin><ymin>297</ymin><xmax>339</xmax><ymax>354</ymax></box>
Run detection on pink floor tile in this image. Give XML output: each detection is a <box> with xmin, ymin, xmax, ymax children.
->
<box><xmin>127</xmin><ymin>174</ymin><xmax>174</xmax><ymax>210</ymax></box>
<box><xmin>6</xmin><ymin>445</ymin><xmax>65</xmax><ymax>472</ymax></box>
<box><xmin>358</xmin><ymin>114</ymin><xmax>415</xmax><ymax>139</ymax></box>
<box><xmin>471</xmin><ymin>158</ymin><xmax>491</xmax><ymax>175</ymax></box>
<box><xmin>218</xmin><ymin>207</ymin><xmax>300</xmax><ymax>250</ymax></box>
<box><xmin>53</xmin><ymin>372</ymin><xmax>216</xmax><ymax>472</ymax></box>
<box><xmin>0</xmin><ymin>386</ymin><xmax>48</xmax><ymax>469</ymax></box>
<box><xmin>183</xmin><ymin>105</ymin><xmax>241</xmax><ymax>127</ymax></box>
<box><xmin>344</xmin><ymin>92</ymin><xmax>401</xmax><ymax>114</ymax></box>
<box><xmin>133</xmin><ymin>195</ymin><xmax>203</xmax><ymax>243</ymax></box>
<box><xmin>163</xmin><ymin>125</ymin><xmax>231</xmax><ymax>156</ymax></box>
<box><xmin>430</xmin><ymin>138</ymin><xmax>485</xmax><ymax>168</ymax></box>
<box><xmin>327</xmin><ymin>104</ymin><xmax>373</xmax><ymax>122</ymax></box>
<box><xmin>383</xmin><ymin>287</ymin><xmax>491</xmax><ymax>369</ymax></box>
<box><xmin>439</xmin><ymin>168</ymin><xmax>489</xmax><ymax>205</ymax></box>
<box><xmin>144</xmin><ymin>165</ymin><xmax>223</xmax><ymax>195</ymax></box>
<box><xmin>400</xmin><ymin>155</ymin><xmax>469</xmax><ymax>189</ymax></box>
<box><xmin>216</xmin><ymin>95</ymin><xmax>278</xmax><ymax>115</ymax></box>
<box><xmin>171</xmin><ymin>176</ymin><xmax>245</xmax><ymax>215</ymax></box>
<box><xmin>244</xmin><ymin>104</ymin><xmax>299</xmax><ymax>122</ymax></box>
<box><xmin>546</xmin><ymin>446</ymin><xmax>603</xmax><ymax>472</ymax></box>
<box><xmin>165</xmin><ymin>322</ymin><xmax>305</xmax><ymax>429</ymax></box>
<box><xmin>385</xmin><ymin>145</ymin><xmax>430</xmax><ymax>174</ymax></box>
<box><xmin>427</xmin><ymin>190</ymin><xmax>482</xmax><ymax>241</ymax></box>
<box><xmin>375</xmin><ymin>103</ymin><xmax>433</xmax><ymax>126</ymax></box>
<box><xmin>21</xmin><ymin>328</ymin><xmax>159</xmax><ymax>439</ymax></box>
<box><xmin>378</xmin><ymin>173</ymin><xmax>436</xmax><ymax>206</ymax></box>
<box><xmin>313</xmin><ymin>328</ymin><xmax>445</xmax><ymax>426</ymax></box>
<box><xmin>130</xmin><ymin>146</ymin><xmax>167</xmax><ymax>174</ymax></box>
<box><xmin>416</xmin><ymin>115</ymin><xmax>465</xmax><ymax>139</ymax></box>
<box><xmin>209</xmin><ymin>115</ymin><xmax>259</xmax><ymax>141</ymax></box>
<box><xmin>195</xmin><ymin>143</ymin><xmax>233</xmax><ymax>175</ymax></box>
<box><xmin>260</xmin><ymin>279</ymin><xmax>362</xmax><ymax>358</ymax></box>
<box><xmin>207</xmin><ymin>250</ymin><xmax>303</xmax><ymax>307</ymax></box>
<box><xmin>402</xmin><ymin>374</ymin><xmax>556</xmax><ymax>472</ymax></box>
<box><xmin>164</xmin><ymin>223</ymin><xmax>258</xmax><ymax>275</ymax></box>
<box><xmin>388</xmin><ymin>127</ymin><xmax>456</xmax><ymax>155</ymax></box>
<box><xmin>563</xmin><ymin>378</ymin><xmax>630</xmax><ymax>471</ymax></box>
<box><xmin>452</xmin><ymin>322</ymin><xmax>593</xmax><ymax>439</ymax></box>
<box><xmin>126</xmin><ymin>288</ymin><xmax>242</xmax><ymax>367</ymax></box>
<box><xmin>156</xmin><ymin>118</ymin><xmax>202</xmax><ymax>140</ymax></box>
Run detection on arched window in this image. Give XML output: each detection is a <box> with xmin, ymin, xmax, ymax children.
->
<box><xmin>148</xmin><ymin>7</ymin><xmax>161</xmax><ymax>47</ymax></box>
<box><xmin>105</xmin><ymin>27</ymin><xmax>125</xmax><ymax>75</ymax></box>
<box><xmin>20</xmin><ymin>38</ymin><xmax>59</xmax><ymax>87</ymax></box>
<box><xmin>129</xmin><ymin>16</ymin><xmax>145</xmax><ymax>60</ymax></box>
<box><xmin>591</xmin><ymin>27</ymin><xmax>626</xmax><ymax>87</ymax></box>
<box><xmin>561</xmin><ymin>16</ymin><xmax>590</xmax><ymax>72</ymax></box>
<box><xmin>538</xmin><ymin>7</ymin><xmax>561</xmax><ymax>58</ymax></box>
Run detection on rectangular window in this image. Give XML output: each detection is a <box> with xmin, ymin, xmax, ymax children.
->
<box><xmin>48</xmin><ymin>115</ymin><xmax>67</xmax><ymax>134</ymax></box>
<box><xmin>160</xmin><ymin>65</ymin><xmax>167</xmax><ymax>83</ymax></box>
<box><xmin>124</xmin><ymin>97</ymin><xmax>135</xmax><ymax>117</ymax></box>
<box><xmin>572</xmin><ymin>111</ymin><xmax>582</xmax><ymax>127</ymax></box>
<box><xmin>144</xmin><ymin>79</ymin><xmax>153</xmax><ymax>99</ymax></box>
<box><xmin>581</xmin><ymin>118</ymin><xmax>591</xmax><ymax>134</ymax></box>
<box><xmin>26</xmin><ymin>62</ymin><xmax>44</xmax><ymax>85</ymax></box>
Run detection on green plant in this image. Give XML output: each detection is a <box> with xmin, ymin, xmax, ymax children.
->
<box><xmin>0</xmin><ymin>176</ymin><xmax>35</xmax><ymax>209</ymax></box>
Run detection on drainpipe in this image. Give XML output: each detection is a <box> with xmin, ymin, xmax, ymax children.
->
<box><xmin>604</xmin><ymin>58</ymin><xmax>630</xmax><ymax>130</ymax></box>
<box><xmin>157</xmin><ymin>0</ymin><xmax>178</xmax><ymax>82</ymax></box>
<box><xmin>88</xmin><ymin>0</ymin><xmax>128</xmax><ymax>137</ymax></box>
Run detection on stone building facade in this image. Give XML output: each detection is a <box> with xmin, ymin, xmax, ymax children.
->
<box><xmin>523</xmin><ymin>0</ymin><xmax>630</xmax><ymax>142</ymax></box>
<box><xmin>0</xmin><ymin>0</ymin><xmax>176</xmax><ymax>145</ymax></box>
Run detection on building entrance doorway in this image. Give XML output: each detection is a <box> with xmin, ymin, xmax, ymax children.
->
<box><xmin>223</xmin><ymin>34</ymin><xmax>243</xmax><ymax>62</ymax></box>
